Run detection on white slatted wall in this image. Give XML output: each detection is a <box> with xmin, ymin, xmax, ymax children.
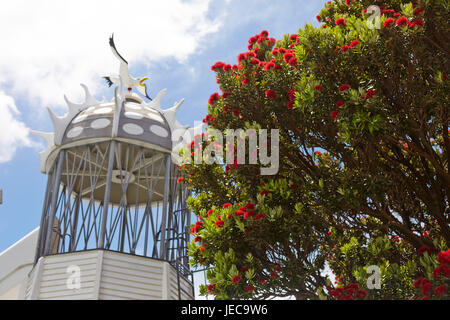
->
<box><xmin>25</xmin><ymin>250</ymin><xmax>193</xmax><ymax>300</ymax></box>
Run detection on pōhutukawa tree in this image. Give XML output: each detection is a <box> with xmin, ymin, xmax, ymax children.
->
<box><xmin>179</xmin><ymin>0</ymin><xmax>449</xmax><ymax>300</ymax></box>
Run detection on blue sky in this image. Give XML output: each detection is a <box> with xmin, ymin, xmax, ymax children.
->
<box><xmin>0</xmin><ymin>0</ymin><xmax>325</xmax><ymax>252</ymax></box>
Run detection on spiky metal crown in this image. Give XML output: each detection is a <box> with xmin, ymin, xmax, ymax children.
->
<box><xmin>32</xmin><ymin>83</ymin><xmax>197</xmax><ymax>174</ymax></box>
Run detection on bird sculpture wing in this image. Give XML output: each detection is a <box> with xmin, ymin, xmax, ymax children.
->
<box><xmin>109</xmin><ymin>34</ymin><xmax>131</xmax><ymax>85</ymax></box>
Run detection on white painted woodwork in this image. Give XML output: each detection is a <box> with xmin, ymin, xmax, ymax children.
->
<box><xmin>25</xmin><ymin>250</ymin><xmax>193</xmax><ymax>300</ymax></box>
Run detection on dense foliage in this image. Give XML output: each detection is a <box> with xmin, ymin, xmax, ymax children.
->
<box><xmin>180</xmin><ymin>0</ymin><xmax>449</xmax><ymax>300</ymax></box>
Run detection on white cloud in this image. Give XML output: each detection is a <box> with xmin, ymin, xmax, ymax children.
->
<box><xmin>0</xmin><ymin>0</ymin><xmax>223</xmax><ymax>110</ymax></box>
<box><xmin>0</xmin><ymin>91</ymin><xmax>35</xmax><ymax>163</ymax></box>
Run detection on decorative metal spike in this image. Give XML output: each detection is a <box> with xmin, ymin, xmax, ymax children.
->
<box><xmin>172</xmin><ymin>98</ymin><xmax>184</xmax><ymax>112</ymax></box>
<box><xmin>163</xmin><ymin>99</ymin><xmax>185</xmax><ymax>130</ymax></box>
<box><xmin>145</xmin><ymin>88</ymin><xmax>167</xmax><ymax>110</ymax></box>
<box><xmin>64</xmin><ymin>95</ymin><xmax>84</xmax><ymax>115</ymax></box>
<box><xmin>30</xmin><ymin>130</ymin><xmax>54</xmax><ymax>147</ymax></box>
<box><xmin>47</xmin><ymin>107</ymin><xmax>63</xmax><ymax>130</ymax></box>
<box><xmin>80</xmin><ymin>83</ymin><xmax>99</xmax><ymax>106</ymax></box>
<box><xmin>30</xmin><ymin>130</ymin><xmax>56</xmax><ymax>173</ymax></box>
<box><xmin>47</xmin><ymin>107</ymin><xmax>67</xmax><ymax>145</ymax></box>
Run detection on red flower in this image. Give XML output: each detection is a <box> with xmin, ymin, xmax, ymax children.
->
<box><xmin>234</xmin><ymin>210</ymin><xmax>245</xmax><ymax>216</ymax></box>
<box><xmin>207</xmin><ymin>284</ymin><xmax>216</xmax><ymax>293</ymax></box>
<box><xmin>335</xmin><ymin>18</ymin><xmax>347</xmax><ymax>27</ymax></box>
<box><xmin>208</xmin><ymin>92</ymin><xmax>220</xmax><ymax>105</ymax></box>
<box><xmin>413</xmin><ymin>278</ymin><xmax>427</xmax><ymax>289</ymax></box>
<box><xmin>191</xmin><ymin>220</ymin><xmax>204</xmax><ymax>234</ymax></box>
<box><xmin>381</xmin><ymin>9</ymin><xmax>395</xmax><ymax>15</ymax></box>
<box><xmin>232</xmin><ymin>108</ymin><xmax>239</xmax><ymax>117</ymax></box>
<box><xmin>345</xmin><ymin>0</ymin><xmax>350</xmax><ymax>6</ymax></box>
<box><xmin>260</xmin><ymin>30</ymin><xmax>269</xmax><ymax>37</ymax></box>
<box><xmin>414</xmin><ymin>8</ymin><xmax>424</xmax><ymax>15</ymax></box>
<box><xmin>314</xmin><ymin>85</ymin><xmax>324</xmax><ymax>91</ymax></box>
<box><xmin>199</xmin><ymin>246</ymin><xmax>205</xmax><ymax>252</ymax></box>
<box><xmin>215</xmin><ymin>219</ymin><xmax>224</xmax><ymax>228</ymax></box>
<box><xmin>194</xmin><ymin>236</ymin><xmax>201</xmax><ymax>242</ymax></box>
<box><xmin>211</xmin><ymin>61</ymin><xmax>225</xmax><ymax>71</ymax></box>
<box><xmin>395</xmin><ymin>16</ymin><xmax>409</xmax><ymax>27</ymax></box>
<box><xmin>222</xmin><ymin>203</ymin><xmax>232</xmax><ymax>209</ymax></box>
<box><xmin>421</xmin><ymin>282</ymin><xmax>433</xmax><ymax>296</ymax></box>
<box><xmin>243</xmin><ymin>211</ymin><xmax>255</xmax><ymax>220</ymax></box>
<box><xmin>237</xmin><ymin>53</ymin><xmax>248</xmax><ymax>64</ymax></box>
<box><xmin>409</xmin><ymin>19</ymin><xmax>424</xmax><ymax>27</ymax></box>
<box><xmin>349</xmin><ymin>40</ymin><xmax>359</xmax><ymax>48</ymax></box>
<box><xmin>437</xmin><ymin>249</ymin><xmax>450</xmax><ymax>264</ymax></box>
<box><xmin>365</xmin><ymin>89</ymin><xmax>377</xmax><ymax>99</ymax></box>
<box><xmin>244</xmin><ymin>285</ymin><xmax>255</xmax><ymax>292</ymax></box>
<box><xmin>263</xmin><ymin>61</ymin><xmax>275</xmax><ymax>71</ymax></box>
<box><xmin>207</xmin><ymin>209</ymin><xmax>213</xmax><ymax>216</ymax></box>
<box><xmin>246</xmin><ymin>203</ymin><xmax>255</xmax><ymax>210</ymax></box>
<box><xmin>287</xmin><ymin>101</ymin><xmax>294</xmax><ymax>109</ymax></box>
<box><xmin>177</xmin><ymin>176</ymin><xmax>184</xmax><ymax>183</ymax></box>
<box><xmin>336</xmin><ymin>100</ymin><xmax>345</xmax><ymax>108</ymax></box>
<box><xmin>223</xmin><ymin>64</ymin><xmax>232</xmax><ymax>72</ymax></box>
<box><xmin>265</xmin><ymin>89</ymin><xmax>277</xmax><ymax>99</ymax></box>
<box><xmin>435</xmin><ymin>285</ymin><xmax>447</xmax><ymax>296</ymax></box>
<box><xmin>418</xmin><ymin>246</ymin><xmax>436</xmax><ymax>256</ymax></box>
<box><xmin>258</xmin><ymin>277</ymin><xmax>268</xmax><ymax>285</ymax></box>
<box><xmin>356</xmin><ymin>290</ymin><xmax>368</xmax><ymax>299</ymax></box>
<box><xmin>341</xmin><ymin>45</ymin><xmax>350</xmax><ymax>52</ymax></box>
<box><xmin>283</xmin><ymin>52</ymin><xmax>294</xmax><ymax>63</ymax></box>
<box><xmin>339</xmin><ymin>84</ymin><xmax>350</xmax><ymax>91</ymax></box>
<box><xmin>242</xmin><ymin>78</ymin><xmax>250</xmax><ymax>85</ymax></box>
<box><xmin>255</xmin><ymin>213</ymin><xmax>265</xmax><ymax>220</ymax></box>
<box><xmin>331</xmin><ymin>110</ymin><xmax>339</xmax><ymax>120</ymax></box>
<box><xmin>232</xmin><ymin>275</ymin><xmax>242</xmax><ymax>284</ymax></box>
<box><xmin>270</xmin><ymin>272</ymin><xmax>278</xmax><ymax>279</ymax></box>
<box><xmin>260</xmin><ymin>189</ymin><xmax>271</xmax><ymax>196</ymax></box>
<box><xmin>288</xmin><ymin>89</ymin><xmax>297</xmax><ymax>100</ymax></box>
<box><xmin>433</xmin><ymin>264</ymin><xmax>450</xmax><ymax>279</ymax></box>
<box><xmin>384</xmin><ymin>18</ymin><xmax>395</xmax><ymax>28</ymax></box>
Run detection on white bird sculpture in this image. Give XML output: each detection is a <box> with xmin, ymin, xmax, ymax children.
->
<box><xmin>103</xmin><ymin>34</ymin><xmax>152</xmax><ymax>100</ymax></box>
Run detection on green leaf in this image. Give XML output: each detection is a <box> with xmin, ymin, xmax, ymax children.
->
<box><xmin>245</xmin><ymin>268</ymin><xmax>255</xmax><ymax>280</ymax></box>
<box><xmin>235</xmin><ymin>218</ymin><xmax>245</xmax><ymax>232</ymax></box>
<box><xmin>228</xmin><ymin>264</ymin><xmax>239</xmax><ymax>280</ymax></box>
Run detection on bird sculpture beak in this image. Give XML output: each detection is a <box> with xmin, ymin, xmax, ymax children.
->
<box><xmin>139</xmin><ymin>77</ymin><xmax>148</xmax><ymax>86</ymax></box>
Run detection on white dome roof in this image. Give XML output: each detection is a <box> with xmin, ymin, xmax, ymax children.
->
<box><xmin>32</xmin><ymin>85</ymin><xmax>195</xmax><ymax>174</ymax></box>
<box><xmin>62</xmin><ymin>94</ymin><xmax>172</xmax><ymax>151</ymax></box>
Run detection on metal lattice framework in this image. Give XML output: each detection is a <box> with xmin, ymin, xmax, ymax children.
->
<box><xmin>35</xmin><ymin>140</ymin><xmax>192</xmax><ymax>276</ymax></box>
